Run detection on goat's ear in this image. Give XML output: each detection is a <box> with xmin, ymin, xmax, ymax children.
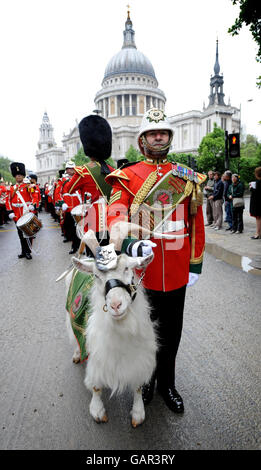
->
<box><xmin>71</xmin><ymin>257</ymin><xmax>95</xmax><ymax>274</ymax></box>
<box><xmin>128</xmin><ymin>253</ymin><xmax>154</xmax><ymax>270</ymax></box>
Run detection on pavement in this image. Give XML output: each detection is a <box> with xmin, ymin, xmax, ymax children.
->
<box><xmin>203</xmin><ymin>196</ymin><xmax>261</xmax><ymax>276</ymax></box>
<box><xmin>1</xmin><ymin>211</ymin><xmax>260</xmax><ymax>450</ymax></box>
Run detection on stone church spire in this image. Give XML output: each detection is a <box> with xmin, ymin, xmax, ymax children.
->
<box><xmin>208</xmin><ymin>39</ymin><xmax>226</xmax><ymax>107</ymax></box>
<box><xmin>214</xmin><ymin>39</ymin><xmax>220</xmax><ymax>75</ymax></box>
<box><xmin>38</xmin><ymin>111</ymin><xmax>56</xmax><ymax>151</ymax></box>
<box><xmin>122</xmin><ymin>6</ymin><xmax>136</xmax><ymax>49</ymax></box>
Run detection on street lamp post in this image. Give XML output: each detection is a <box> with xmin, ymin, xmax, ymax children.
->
<box><xmin>225</xmin><ymin>130</ymin><xmax>229</xmax><ymax>170</ymax></box>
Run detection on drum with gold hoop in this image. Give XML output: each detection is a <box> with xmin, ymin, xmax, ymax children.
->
<box><xmin>16</xmin><ymin>212</ymin><xmax>42</xmax><ymax>237</ymax></box>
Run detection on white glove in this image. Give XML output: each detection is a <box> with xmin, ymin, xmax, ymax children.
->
<box><xmin>127</xmin><ymin>240</ymin><xmax>157</xmax><ymax>257</ymax></box>
<box><xmin>29</xmin><ymin>205</ymin><xmax>35</xmax><ymax>211</ymax></box>
<box><xmin>249</xmin><ymin>181</ymin><xmax>256</xmax><ymax>189</ymax></box>
<box><xmin>187</xmin><ymin>272</ymin><xmax>199</xmax><ymax>287</ymax></box>
<box><xmin>9</xmin><ymin>212</ymin><xmax>15</xmax><ymax>220</ymax></box>
<box><xmin>62</xmin><ymin>203</ymin><xmax>68</xmax><ymax>211</ymax></box>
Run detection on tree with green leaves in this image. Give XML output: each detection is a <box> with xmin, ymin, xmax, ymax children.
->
<box><xmin>125</xmin><ymin>145</ymin><xmax>144</xmax><ymax>162</ymax></box>
<box><xmin>228</xmin><ymin>0</ymin><xmax>261</xmax><ymax>87</ymax></box>
<box><xmin>71</xmin><ymin>146</ymin><xmax>116</xmax><ymax>170</ymax></box>
<box><xmin>197</xmin><ymin>124</ymin><xmax>225</xmax><ymax>174</ymax></box>
<box><xmin>0</xmin><ymin>156</ymin><xmax>15</xmax><ymax>183</ymax></box>
<box><xmin>236</xmin><ymin>134</ymin><xmax>261</xmax><ymax>183</ymax></box>
<box><xmin>167</xmin><ymin>152</ymin><xmax>197</xmax><ymax>167</ymax></box>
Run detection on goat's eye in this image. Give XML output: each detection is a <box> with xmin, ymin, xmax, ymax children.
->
<box><xmin>124</xmin><ymin>267</ymin><xmax>129</xmax><ymax>273</ymax></box>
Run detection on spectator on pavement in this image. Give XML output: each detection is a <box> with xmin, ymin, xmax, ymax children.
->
<box><xmin>228</xmin><ymin>174</ymin><xmax>245</xmax><ymax>234</ymax></box>
<box><xmin>223</xmin><ymin>170</ymin><xmax>233</xmax><ymax>231</ymax></box>
<box><xmin>208</xmin><ymin>171</ymin><xmax>224</xmax><ymax>230</ymax></box>
<box><xmin>249</xmin><ymin>166</ymin><xmax>261</xmax><ymax>239</ymax></box>
<box><xmin>204</xmin><ymin>170</ymin><xmax>215</xmax><ymax>226</ymax></box>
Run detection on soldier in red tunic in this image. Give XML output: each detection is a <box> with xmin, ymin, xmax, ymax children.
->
<box><xmin>0</xmin><ymin>179</ymin><xmax>8</xmax><ymax>226</ymax></box>
<box><xmin>106</xmin><ymin>108</ymin><xmax>206</xmax><ymax>413</ymax></box>
<box><xmin>28</xmin><ymin>173</ymin><xmax>41</xmax><ymax>215</ymax></box>
<box><xmin>6</xmin><ymin>162</ymin><xmax>39</xmax><ymax>259</ymax></box>
<box><xmin>62</xmin><ymin>115</ymin><xmax>114</xmax><ymax>255</ymax></box>
<box><xmin>59</xmin><ymin>161</ymin><xmax>82</xmax><ymax>253</ymax></box>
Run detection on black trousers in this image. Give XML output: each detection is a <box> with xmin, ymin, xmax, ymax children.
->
<box><xmin>232</xmin><ymin>207</ymin><xmax>244</xmax><ymax>232</ymax></box>
<box><xmin>63</xmin><ymin>212</ymin><xmax>76</xmax><ymax>242</ymax></box>
<box><xmin>17</xmin><ymin>227</ymin><xmax>32</xmax><ymax>254</ymax></box>
<box><xmin>145</xmin><ymin>285</ymin><xmax>186</xmax><ymax>388</ymax></box>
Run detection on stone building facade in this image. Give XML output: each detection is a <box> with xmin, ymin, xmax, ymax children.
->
<box><xmin>35</xmin><ymin>112</ymin><xmax>65</xmax><ymax>185</ymax></box>
<box><xmin>35</xmin><ymin>14</ymin><xmax>240</xmax><ymax>184</ymax></box>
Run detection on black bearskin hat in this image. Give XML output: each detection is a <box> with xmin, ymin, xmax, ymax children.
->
<box><xmin>10</xmin><ymin>162</ymin><xmax>26</xmax><ymax>177</ymax></box>
<box><xmin>78</xmin><ymin>115</ymin><xmax>112</xmax><ymax>162</ymax></box>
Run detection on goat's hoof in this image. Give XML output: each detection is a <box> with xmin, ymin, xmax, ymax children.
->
<box><xmin>72</xmin><ymin>352</ymin><xmax>81</xmax><ymax>363</ymax></box>
<box><xmin>131</xmin><ymin>418</ymin><xmax>144</xmax><ymax>428</ymax></box>
<box><xmin>95</xmin><ymin>414</ymin><xmax>108</xmax><ymax>424</ymax></box>
<box><xmin>72</xmin><ymin>357</ymin><xmax>81</xmax><ymax>364</ymax></box>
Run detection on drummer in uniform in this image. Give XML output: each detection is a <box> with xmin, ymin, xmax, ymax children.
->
<box><xmin>61</xmin><ymin>115</ymin><xmax>114</xmax><ymax>254</ymax></box>
<box><xmin>106</xmin><ymin>108</ymin><xmax>206</xmax><ymax>414</ymax></box>
<box><xmin>6</xmin><ymin>162</ymin><xmax>39</xmax><ymax>259</ymax></box>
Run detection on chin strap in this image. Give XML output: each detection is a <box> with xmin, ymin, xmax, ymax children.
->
<box><xmin>140</xmin><ymin>134</ymin><xmax>172</xmax><ymax>157</ymax></box>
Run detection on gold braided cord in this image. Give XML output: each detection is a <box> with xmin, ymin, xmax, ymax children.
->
<box><xmin>190</xmin><ymin>185</ymin><xmax>198</xmax><ymax>215</ymax></box>
<box><xmin>196</xmin><ymin>184</ymin><xmax>203</xmax><ymax>205</ymax></box>
<box><xmin>130</xmin><ymin>170</ymin><xmax>158</xmax><ymax>216</ymax></box>
<box><xmin>183</xmin><ymin>180</ymin><xmax>194</xmax><ymax>198</ymax></box>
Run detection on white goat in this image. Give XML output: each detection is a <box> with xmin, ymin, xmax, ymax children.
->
<box><xmin>65</xmin><ymin>227</ymin><xmax>157</xmax><ymax>427</ymax></box>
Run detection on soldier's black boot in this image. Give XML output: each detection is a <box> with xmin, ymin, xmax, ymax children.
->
<box><xmin>157</xmin><ymin>385</ymin><xmax>184</xmax><ymax>413</ymax></box>
<box><xmin>142</xmin><ymin>372</ymin><xmax>156</xmax><ymax>405</ymax></box>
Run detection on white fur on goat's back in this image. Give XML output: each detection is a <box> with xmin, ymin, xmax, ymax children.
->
<box><xmin>84</xmin><ymin>282</ymin><xmax>157</xmax><ymax>395</ymax></box>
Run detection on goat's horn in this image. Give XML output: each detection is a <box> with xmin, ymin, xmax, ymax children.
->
<box><xmin>109</xmin><ymin>221</ymin><xmax>129</xmax><ymax>251</ymax></box>
<box><xmin>109</xmin><ymin>221</ymin><xmax>152</xmax><ymax>251</ymax></box>
<box><xmin>82</xmin><ymin>229</ymin><xmax>99</xmax><ymax>255</ymax></box>
<box><xmin>109</xmin><ymin>221</ymin><xmax>181</xmax><ymax>250</ymax></box>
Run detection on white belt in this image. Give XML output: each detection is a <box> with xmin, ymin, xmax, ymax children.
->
<box><xmin>159</xmin><ymin>220</ymin><xmax>185</xmax><ymax>233</ymax></box>
<box><xmin>12</xmin><ymin>203</ymin><xmax>29</xmax><ymax>208</ymax></box>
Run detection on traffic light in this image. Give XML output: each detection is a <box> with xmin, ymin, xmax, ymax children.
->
<box><xmin>228</xmin><ymin>133</ymin><xmax>240</xmax><ymax>158</ymax></box>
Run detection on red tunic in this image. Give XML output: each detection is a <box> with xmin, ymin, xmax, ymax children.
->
<box><xmin>106</xmin><ymin>160</ymin><xmax>206</xmax><ymax>292</ymax></box>
<box><xmin>6</xmin><ymin>183</ymin><xmax>38</xmax><ymax>222</ymax></box>
<box><xmin>62</xmin><ymin>163</ymin><xmax>114</xmax><ymax>233</ymax></box>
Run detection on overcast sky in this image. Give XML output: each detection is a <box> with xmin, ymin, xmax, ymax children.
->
<box><xmin>0</xmin><ymin>0</ymin><xmax>260</xmax><ymax>171</ymax></box>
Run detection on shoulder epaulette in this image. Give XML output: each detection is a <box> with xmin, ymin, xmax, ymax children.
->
<box><xmin>106</xmin><ymin>169</ymin><xmax>130</xmax><ymax>181</ymax></box>
<box><xmin>74</xmin><ymin>166</ymin><xmax>90</xmax><ymax>178</ymax></box>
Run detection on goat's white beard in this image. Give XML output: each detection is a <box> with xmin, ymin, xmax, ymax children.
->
<box><xmin>84</xmin><ymin>283</ymin><xmax>157</xmax><ymax>395</ymax></box>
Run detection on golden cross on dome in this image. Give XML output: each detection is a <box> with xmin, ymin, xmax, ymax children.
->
<box><xmin>126</xmin><ymin>4</ymin><xmax>130</xmax><ymax>19</ymax></box>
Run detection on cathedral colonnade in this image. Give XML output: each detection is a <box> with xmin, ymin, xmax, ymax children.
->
<box><xmin>96</xmin><ymin>92</ymin><xmax>165</xmax><ymax>118</ymax></box>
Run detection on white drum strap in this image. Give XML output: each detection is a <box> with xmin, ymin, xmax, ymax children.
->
<box><xmin>76</xmin><ymin>191</ymin><xmax>82</xmax><ymax>204</ymax></box>
<box><xmin>16</xmin><ymin>190</ymin><xmax>29</xmax><ymax>214</ymax></box>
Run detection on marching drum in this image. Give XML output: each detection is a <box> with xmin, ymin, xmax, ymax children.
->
<box><xmin>16</xmin><ymin>212</ymin><xmax>42</xmax><ymax>237</ymax></box>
